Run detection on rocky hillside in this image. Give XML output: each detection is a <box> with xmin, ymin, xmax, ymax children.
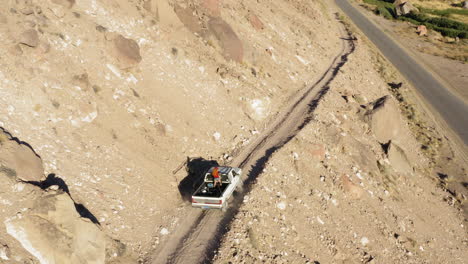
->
<box><xmin>0</xmin><ymin>0</ymin><xmax>466</xmax><ymax>263</ymax></box>
<box><xmin>213</xmin><ymin>38</ymin><xmax>468</xmax><ymax>264</ymax></box>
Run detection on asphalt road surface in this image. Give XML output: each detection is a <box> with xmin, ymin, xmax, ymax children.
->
<box><xmin>336</xmin><ymin>0</ymin><xmax>468</xmax><ymax>145</ymax></box>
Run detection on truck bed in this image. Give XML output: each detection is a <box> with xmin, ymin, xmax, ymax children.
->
<box><xmin>193</xmin><ymin>182</ymin><xmax>229</xmax><ymax>198</ymax></box>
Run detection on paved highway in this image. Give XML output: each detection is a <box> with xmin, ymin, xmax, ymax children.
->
<box><xmin>336</xmin><ymin>0</ymin><xmax>468</xmax><ymax>145</ymax></box>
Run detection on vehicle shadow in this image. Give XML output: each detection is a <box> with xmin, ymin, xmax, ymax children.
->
<box><xmin>178</xmin><ymin>157</ymin><xmax>219</xmax><ymax>202</ymax></box>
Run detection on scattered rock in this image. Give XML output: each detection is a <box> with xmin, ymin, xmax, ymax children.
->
<box><xmin>72</xmin><ymin>73</ymin><xmax>90</xmax><ymax>90</ymax></box>
<box><xmin>248</xmin><ymin>13</ymin><xmax>264</xmax><ymax>31</ymax></box>
<box><xmin>387</xmin><ymin>142</ymin><xmax>412</xmax><ymax>174</ymax></box>
<box><xmin>213</xmin><ymin>132</ymin><xmax>221</xmax><ymax>141</ymax></box>
<box><xmin>112</xmin><ymin>34</ymin><xmax>142</xmax><ymax>67</ymax></box>
<box><xmin>160</xmin><ymin>228</ymin><xmax>169</xmax><ymax>235</ymax></box>
<box><xmin>19</xmin><ymin>29</ymin><xmax>39</xmax><ymax>47</ymax></box>
<box><xmin>352</xmin><ymin>94</ymin><xmax>367</xmax><ymax>104</ymax></box>
<box><xmin>416</xmin><ymin>25</ymin><xmax>427</xmax><ymax>36</ymax></box>
<box><xmin>364</xmin><ymin>95</ymin><xmax>403</xmax><ymax>143</ymax></box>
<box><xmin>361</xmin><ymin>237</ymin><xmax>369</xmax><ymax>246</ymax></box>
<box><xmin>277</xmin><ymin>201</ymin><xmax>286</xmax><ymax>210</ymax></box>
<box><xmin>20</xmin><ymin>7</ymin><xmax>35</xmax><ymax>15</ymax></box>
<box><xmin>208</xmin><ymin>17</ymin><xmax>244</xmax><ymax>62</ymax></box>
<box><xmin>309</xmin><ymin>143</ymin><xmax>325</xmax><ymax>161</ymax></box>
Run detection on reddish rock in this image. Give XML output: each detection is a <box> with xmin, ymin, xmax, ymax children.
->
<box><xmin>249</xmin><ymin>14</ymin><xmax>264</xmax><ymax>31</ymax></box>
<box><xmin>208</xmin><ymin>17</ymin><xmax>243</xmax><ymax>62</ymax></box>
<box><xmin>174</xmin><ymin>5</ymin><xmax>203</xmax><ymax>33</ymax></box>
<box><xmin>309</xmin><ymin>143</ymin><xmax>325</xmax><ymax>161</ymax></box>
<box><xmin>416</xmin><ymin>25</ymin><xmax>427</xmax><ymax>36</ymax></box>
<box><xmin>203</xmin><ymin>0</ymin><xmax>221</xmax><ymax>17</ymax></box>
<box><xmin>341</xmin><ymin>175</ymin><xmax>364</xmax><ymax>199</ymax></box>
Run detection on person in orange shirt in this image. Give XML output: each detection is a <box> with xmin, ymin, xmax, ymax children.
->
<box><xmin>212</xmin><ymin>167</ymin><xmax>222</xmax><ymax>188</ymax></box>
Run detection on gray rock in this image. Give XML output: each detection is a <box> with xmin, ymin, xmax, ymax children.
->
<box><xmin>364</xmin><ymin>95</ymin><xmax>403</xmax><ymax>143</ymax></box>
<box><xmin>19</xmin><ymin>29</ymin><xmax>39</xmax><ymax>47</ymax></box>
<box><xmin>208</xmin><ymin>17</ymin><xmax>244</xmax><ymax>62</ymax></box>
<box><xmin>387</xmin><ymin>142</ymin><xmax>412</xmax><ymax>174</ymax></box>
<box><xmin>113</xmin><ymin>34</ymin><xmax>142</xmax><ymax>66</ymax></box>
<box><xmin>394</xmin><ymin>0</ymin><xmax>419</xmax><ymax>16</ymax></box>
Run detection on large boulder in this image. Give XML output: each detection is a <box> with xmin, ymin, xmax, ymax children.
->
<box><xmin>107</xmin><ymin>33</ymin><xmax>142</xmax><ymax>68</ymax></box>
<box><xmin>208</xmin><ymin>17</ymin><xmax>244</xmax><ymax>62</ymax></box>
<box><xmin>387</xmin><ymin>142</ymin><xmax>412</xmax><ymax>174</ymax></box>
<box><xmin>394</xmin><ymin>0</ymin><xmax>419</xmax><ymax>16</ymax></box>
<box><xmin>0</xmin><ymin>130</ymin><xmax>44</xmax><ymax>182</ymax></box>
<box><xmin>5</xmin><ymin>190</ymin><xmax>107</xmax><ymax>264</ymax></box>
<box><xmin>364</xmin><ymin>96</ymin><xmax>403</xmax><ymax>144</ymax></box>
<box><xmin>0</xmin><ymin>129</ymin><xmax>128</xmax><ymax>263</ymax></box>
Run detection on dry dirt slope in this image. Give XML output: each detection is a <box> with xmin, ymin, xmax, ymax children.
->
<box><xmin>213</xmin><ymin>32</ymin><xmax>468</xmax><ymax>264</ymax></box>
<box><xmin>0</xmin><ymin>0</ymin><xmax>346</xmax><ymax>262</ymax></box>
<box><xmin>0</xmin><ymin>0</ymin><xmax>466</xmax><ymax>263</ymax></box>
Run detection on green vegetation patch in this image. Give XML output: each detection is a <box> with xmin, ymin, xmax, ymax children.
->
<box><xmin>362</xmin><ymin>0</ymin><xmax>468</xmax><ymax>38</ymax></box>
<box><xmin>417</xmin><ymin>6</ymin><xmax>468</xmax><ymax>17</ymax></box>
<box><xmin>400</xmin><ymin>12</ymin><xmax>468</xmax><ymax>38</ymax></box>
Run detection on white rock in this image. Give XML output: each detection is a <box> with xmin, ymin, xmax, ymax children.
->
<box><xmin>316</xmin><ymin>216</ymin><xmax>325</xmax><ymax>225</ymax></box>
<box><xmin>361</xmin><ymin>237</ymin><xmax>369</xmax><ymax>246</ymax></box>
<box><xmin>277</xmin><ymin>201</ymin><xmax>286</xmax><ymax>210</ymax></box>
<box><xmin>292</xmin><ymin>152</ymin><xmax>299</xmax><ymax>160</ymax></box>
<box><xmin>0</xmin><ymin>245</ymin><xmax>9</xmax><ymax>260</ymax></box>
<box><xmin>160</xmin><ymin>228</ymin><xmax>169</xmax><ymax>235</ymax></box>
<box><xmin>213</xmin><ymin>132</ymin><xmax>221</xmax><ymax>141</ymax></box>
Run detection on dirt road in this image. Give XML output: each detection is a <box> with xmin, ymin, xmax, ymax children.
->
<box><xmin>149</xmin><ymin>19</ymin><xmax>356</xmax><ymax>264</ymax></box>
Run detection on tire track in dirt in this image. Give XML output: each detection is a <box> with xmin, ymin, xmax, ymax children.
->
<box><xmin>150</xmin><ymin>16</ymin><xmax>356</xmax><ymax>264</ymax></box>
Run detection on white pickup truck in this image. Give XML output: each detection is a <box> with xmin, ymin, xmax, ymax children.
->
<box><xmin>191</xmin><ymin>166</ymin><xmax>242</xmax><ymax>211</ymax></box>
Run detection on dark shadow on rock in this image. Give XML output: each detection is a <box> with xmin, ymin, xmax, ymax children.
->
<box><xmin>41</xmin><ymin>173</ymin><xmax>70</xmax><ymax>194</ymax></box>
<box><xmin>388</xmin><ymin>82</ymin><xmax>403</xmax><ymax>89</ymax></box>
<box><xmin>381</xmin><ymin>141</ymin><xmax>391</xmax><ymax>154</ymax></box>
<box><xmin>74</xmin><ymin>203</ymin><xmax>100</xmax><ymax>225</ymax></box>
<box><xmin>28</xmin><ymin>173</ymin><xmax>100</xmax><ymax>225</ymax></box>
<box><xmin>0</xmin><ymin>127</ymin><xmax>41</xmax><ymax>158</ymax></box>
<box><xmin>437</xmin><ymin>172</ymin><xmax>448</xmax><ymax>180</ymax></box>
<box><xmin>178</xmin><ymin>157</ymin><xmax>219</xmax><ymax>202</ymax></box>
